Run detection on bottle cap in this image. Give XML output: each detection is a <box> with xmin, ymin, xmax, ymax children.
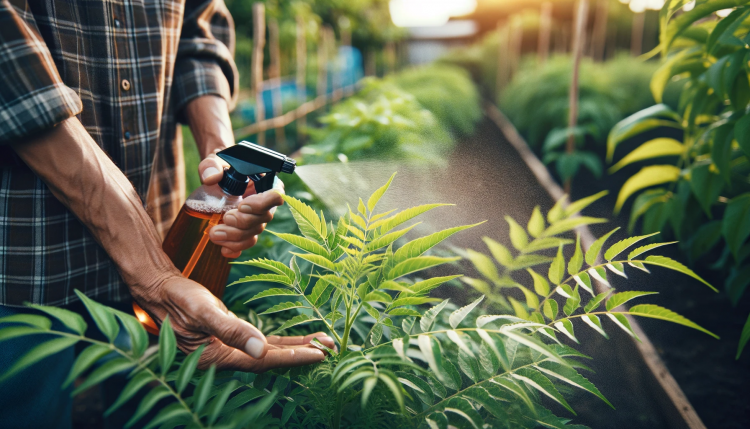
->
<box><xmin>216</xmin><ymin>142</ymin><xmax>296</xmax><ymax>195</ymax></box>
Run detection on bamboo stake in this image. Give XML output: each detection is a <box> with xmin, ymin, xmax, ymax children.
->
<box><xmin>565</xmin><ymin>0</ymin><xmax>589</xmax><ymax>194</ymax></box>
<box><xmin>296</xmin><ymin>16</ymin><xmax>307</xmax><ymax>145</ymax></box>
<box><xmin>385</xmin><ymin>41</ymin><xmax>396</xmax><ymax>75</ymax></box>
<box><xmin>509</xmin><ymin>16</ymin><xmax>523</xmax><ymax>80</ymax></box>
<box><xmin>268</xmin><ymin>17</ymin><xmax>285</xmax><ymax>147</ymax></box>
<box><xmin>365</xmin><ymin>49</ymin><xmax>376</xmax><ymax>77</ymax></box>
<box><xmin>631</xmin><ymin>11</ymin><xmax>645</xmax><ymax>57</ymax></box>
<box><xmin>538</xmin><ymin>2</ymin><xmax>553</xmax><ymax>64</ymax></box>
<box><xmin>591</xmin><ymin>0</ymin><xmax>609</xmax><ymax>61</ymax></box>
<box><xmin>330</xmin><ymin>28</ymin><xmax>343</xmax><ymax>101</ymax></box>
<box><xmin>252</xmin><ymin>3</ymin><xmax>266</xmax><ymax>146</ymax></box>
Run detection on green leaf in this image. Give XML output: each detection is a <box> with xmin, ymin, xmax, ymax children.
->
<box><xmin>418</xmin><ymin>335</ymin><xmax>444</xmax><ymax>381</ymax></box>
<box><xmin>482</xmin><ymin>237</ymin><xmax>514</xmax><ymax>266</ymax></box>
<box><xmin>735</xmin><ymin>113</ymin><xmax>750</xmax><ymax>158</ymax></box>
<box><xmin>290</xmin><ymin>252</ymin><xmax>336</xmax><ymax>271</ymax></box>
<box><xmin>465</xmin><ymin>249</ymin><xmax>500</xmax><ymax>280</ymax></box>
<box><xmin>609</xmin><ymin>138</ymin><xmax>685</xmax><ymax>174</ymax></box>
<box><xmin>175</xmin><ymin>344</ymin><xmax>205</xmax><ymax>395</ymax></box>
<box><xmin>527</xmin><ymin>206</ymin><xmax>545</xmax><ymax>238</ymax></box>
<box><xmin>543</xmin><ymin>300</ymin><xmax>558</xmax><ymax>321</ymax></box>
<box><xmin>308</xmin><ymin>278</ymin><xmax>336</xmax><ymax>306</ymax></box>
<box><xmin>112</xmin><ymin>310</ymin><xmax>148</xmax><ymax>359</ymax></box>
<box><xmin>627</xmin><ymin>241</ymin><xmax>678</xmax><ymax>260</ymax></box>
<box><xmin>573</xmin><ymin>272</ymin><xmax>594</xmax><ymax>296</ymax></box>
<box><xmin>447</xmin><ymin>329</ymin><xmax>474</xmax><ymax>357</ymax></box>
<box><xmin>73</xmin><ymin>358</ymin><xmax>136</xmax><ymax>395</ymax></box>
<box><xmin>586</xmin><ymin>228</ymin><xmax>620</xmax><ymax>265</ymax></box>
<box><xmin>564</xmin><ymin>191</ymin><xmax>608</xmax><ymax>217</ymax></box>
<box><xmin>568</xmin><ymin>235</ymin><xmax>583</xmax><ymax>275</ymax></box>
<box><xmin>506</xmin><ymin>216</ymin><xmax>529</xmax><ymax>250</ymax></box>
<box><xmin>643</xmin><ymin>255</ymin><xmax>717</xmax><ymax>291</ymax></box>
<box><xmin>268</xmin><ymin>231</ymin><xmax>330</xmax><ymax>257</ymax></box>
<box><xmin>426</xmin><ymin>412</ymin><xmax>448</xmax><ymax>429</ymax></box>
<box><xmin>390</xmin><ymin>296</ymin><xmax>438</xmax><ymax>308</ymax></box>
<box><xmin>606</xmin><ymin>291</ymin><xmax>658</xmax><ymax>311</ymax></box>
<box><xmin>245</xmin><ymin>288</ymin><xmax>300</xmax><ymax>303</ymax></box>
<box><xmin>607</xmin><ymin>104</ymin><xmax>681</xmax><ymax>161</ymax></box>
<box><xmin>627</xmin><ymin>304</ymin><xmax>718</xmax><ymax>338</ymax></box>
<box><xmin>0</xmin><ymin>314</ymin><xmax>51</xmax><ymax>330</ymax></box>
<box><xmin>581</xmin><ymin>314</ymin><xmax>609</xmax><ymax>338</ymax></box>
<box><xmin>707</xmin><ymin>6</ymin><xmax>750</xmax><ymax>53</ymax></box>
<box><xmin>584</xmin><ymin>292</ymin><xmax>610</xmax><ymax>313</ymax></box>
<box><xmin>158</xmin><ymin>316</ymin><xmax>176</xmax><ymax>375</ymax></box>
<box><xmin>548</xmin><ymin>246</ymin><xmax>565</xmax><ymax>285</ymax></box>
<box><xmin>228</xmin><ymin>273</ymin><xmax>294</xmax><ymax>288</ymax></box>
<box><xmin>259</xmin><ymin>301</ymin><xmax>308</xmax><ymax>315</ymax></box>
<box><xmin>365</xmin><ymin>224</ymin><xmax>419</xmax><ymax>252</ymax></box>
<box><xmin>606</xmin><ymin>313</ymin><xmax>641</xmax><ymax>341</ymax></box>
<box><xmin>543</xmin><ymin>217</ymin><xmax>607</xmax><ymax>237</ymax></box>
<box><xmin>388</xmin><ymin>256</ymin><xmax>460</xmax><ymax>280</ymax></box>
<box><xmin>366</xmin><ymin>290</ymin><xmax>393</xmax><ymax>303</ymax></box>
<box><xmin>536</xmin><ymin>361</ymin><xmax>613</xmax><ymax>408</ymax></box>
<box><xmin>527</xmin><ymin>268</ymin><xmax>550</xmax><ymax>296</ymax></box>
<box><xmin>397</xmin><ymin>371</ymin><xmax>433</xmax><ymax>405</ymax></box>
<box><xmin>615</xmin><ymin>166</ymin><xmax>681</xmax><ymax>214</ymax></box>
<box><xmin>407</xmin><ymin>275</ymin><xmax>462</xmax><ymax>296</ymax></box>
<box><xmin>523</xmin><ymin>237</ymin><xmax>574</xmax><ymax>254</ymax></box>
<box><xmin>207</xmin><ymin>380</ymin><xmax>239</xmax><ymax>425</ymax></box>
<box><xmin>513</xmin><ymin>367</ymin><xmax>575</xmax><ymax>414</ymax></box>
<box><xmin>554</xmin><ymin>319</ymin><xmax>578</xmax><ymax>343</ymax></box>
<box><xmin>689</xmin><ymin>164</ymin><xmax>724</xmax><ymax>216</ymax></box>
<box><xmin>25</xmin><ymin>304</ymin><xmax>87</xmax><ymax>335</ymax></box>
<box><xmin>75</xmin><ymin>290</ymin><xmax>119</xmax><ymax>342</ymax></box>
<box><xmin>378</xmin><ymin>373</ymin><xmax>405</xmax><ymax>412</ymax></box>
<box><xmin>394</xmin><ymin>222</ymin><xmax>483</xmax><ymax>262</ymax></box>
<box><xmin>125</xmin><ymin>386</ymin><xmax>171</xmax><ymax>428</ymax></box>
<box><xmin>449</xmin><ymin>296</ymin><xmax>484</xmax><ymax>329</ymax></box>
<box><xmin>377</xmin><ymin>204</ymin><xmax>452</xmax><ymax>234</ymax></box>
<box><xmin>232</xmin><ymin>258</ymin><xmax>295</xmax><ymax>280</ymax></box>
<box><xmin>737</xmin><ymin>312</ymin><xmax>750</xmax><ymax>359</ymax></box>
<box><xmin>361</xmin><ymin>376</ymin><xmax>379</xmax><ymax>408</ymax></box>
<box><xmin>368</xmin><ymin>173</ymin><xmax>396</xmax><ymax>212</ymax></box>
<box><xmin>388</xmin><ymin>308</ymin><xmax>422</xmax><ymax>317</ymax></box>
<box><xmin>142</xmin><ymin>403</ymin><xmax>191</xmax><ymax>429</ymax></box>
<box><xmin>63</xmin><ymin>344</ymin><xmax>111</xmax><ymax>388</ymax></box>
<box><xmin>105</xmin><ymin>372</ymin><xmax>152</xmax><ymax>416</ymax></box>
<box><xmin>421</xmin><ymin>299</ymin><xmax>449</xmax><ymax>332</ymax></box>
<box><xmin>501</xmin><ymin>330</ymin><xmax>567</xmax><ymax>365</ymax></box>
<box><xmin>547</xmin><ymin>196</ymin><xmax>567</xmax><ymax>223</ymax></box>
<box><xmin>269</xmin><ymin>314</ymin><xmax>321</xmax><ymax>335</ymax></box>
<box><xmin>563</xmin><ymin>286</ymin><xmax>581</xmax><ymax>316</ymax></box>
<box><xmin>723</xmin><ymin>194</ymin><xmax>750</xmax><ymax>259</ymax></box>
<box><xmin>604</xmin><ymin>232</ymin><xmax>660</xmax><ymax>261</ymax></box>
<box><xmin>0</xmin><ymin>336</ymin><xmax>78</xmax><ymax>383</ymax></box>
<box><xmin>192</xmin><ymin>365</ymin><xmax>216</xmax><ymax>415</ymax></box>
<box><xmin>283</xmin><ymin>195</ymin><xmax>322</xmax><ymax>235</ymax></box>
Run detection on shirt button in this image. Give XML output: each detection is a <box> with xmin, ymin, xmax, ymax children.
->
<box><xmin>121</xmin><ymin>79</ymin><xmax>131</xmax><ymax>91</ymax></box>
<box><xmin>124</xmin><ymin>131</ymin><xmax>131</xmax><ymax>139</ymax></box>
<box><xmin>114</xmin><ymin>18</ymin><xmax>121</xmax><ymax>28</ymax></box>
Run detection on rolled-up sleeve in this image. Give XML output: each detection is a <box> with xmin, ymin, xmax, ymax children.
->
<box><xmin>0</xmin><ymin>1</ymin><xmax>82</xmax><ymax>144</ymax></box>
<box><xmin>173</xmin><ymin>0</ymin><xmax>239</xmax><ymax>120</ymax></box>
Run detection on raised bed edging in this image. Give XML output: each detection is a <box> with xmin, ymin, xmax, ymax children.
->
<box><xmin>484</xmin><ymin>102</ymin><xmax>706</xmax><ymax>429</ymax></box>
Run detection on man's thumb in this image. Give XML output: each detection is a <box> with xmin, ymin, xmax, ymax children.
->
<box><xmin>205</xmin><ymin>309</ymin><xmax>268</xmax><ymax>359</ymax></box>
<box><xmin>198</xmin><ymin>156</ymin><xmax>225</xmax><ymax>186</ymax></box>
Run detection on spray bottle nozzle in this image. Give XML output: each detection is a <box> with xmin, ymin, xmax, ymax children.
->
<box><xmin>216</xmin><ymin>141</ymin><xmax>296</xmax><ymax>196</ymax></box>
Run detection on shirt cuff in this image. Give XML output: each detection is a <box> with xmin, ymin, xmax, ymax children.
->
<box><xmin>0</xmin><ymin>83</ymin><xmax>82</xmax><ymax>144</ymax></box>
<box><xmin>172</xmin><ymin>59</ymin><xmax>234</xmax><ymax>124</ymax></box>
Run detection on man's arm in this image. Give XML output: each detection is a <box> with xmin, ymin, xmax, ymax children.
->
<box><xmin>11</xmin><ymin>118</ymin><xmax>331</xmax><ymax>371</ymax></box>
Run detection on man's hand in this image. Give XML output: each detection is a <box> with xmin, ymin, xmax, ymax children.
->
<box><xmin>185</xmin><ymin>95</ymin><xmax>285</xmax><ymax>258</ymax></box>
<box><xmin>137</xmin><ymin>275</ymin><xmax>334</xmax><ymax>370</ymax></box>
<box><xmin>12</xmin><ymin>117</ymin><xmax>332</xmax><ymax>372</ymax></box>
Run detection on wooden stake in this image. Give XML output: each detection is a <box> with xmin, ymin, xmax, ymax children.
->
<box><xmin>591</xmin><ymin>0</ymin><xmax>609</xmax><ymax>61</ymax></box>
<box><xmin>565</xmin><ymin>0</ymin><xmax>589</xmax><ymax>194</ymax></box>
<box><xmin>538</xmin><ymin>2</ymin><xmax>553</xmax><ymax>64</ymax></box>
<box><xmin>252</xmin><ymin>3</ymin><xmax>266</xmax><ymax>146</ymax></box>
<box><xmin>385</xmin><ymin>41</ymin><xmax>396</xmax><ymax>74</ymax></box>
<box><xmin>296</xmin><ymin>16</ymin><xmax>307</xmax><ymax>145</ymax></box>
<box><xmin>509</xmin><ymin>16</ymin><xmax>523</xmax><ymax>79</ymax></box>
<box><xmin>268</xmin><ymin>17</ymin><xmax>285</xmax><ymax>147</ymax></box>
<box><xmin>631</xmin><ymin>11</ymin><xmax>645</xmax><ymax>57</ymax></box>
<box><xmin>365</xmin><ymin>49</ymin><xmax>376</xmax><ymax>77</ymax></box>
<box><xmin>317</xmin><ymin>26</ymin><xmax>330</xmax><ymax>102</ymax></box>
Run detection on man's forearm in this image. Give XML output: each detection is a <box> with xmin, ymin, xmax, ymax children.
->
<box><xmin>184</xmin><ymin>95</ymin><xmax>235</xmax><ymax>159</ymax></box>
<box><xmin>10</xmin><ymin>118</ymin><xmax>179</xmax><ymax>293</ymax></box>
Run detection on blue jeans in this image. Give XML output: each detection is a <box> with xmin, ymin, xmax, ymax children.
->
<box><xmin>0</xmin><ymin>305</ymin><xmax>74</xmax><ymax>429</ymax></box>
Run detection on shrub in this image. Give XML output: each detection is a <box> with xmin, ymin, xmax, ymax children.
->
<box><xmin>0</xmin><ymin>176</ymin><xmax>718</xmax><ymax>428</ymax></box>
<box><xmin>606</xmin><ymin>0</ymin><xmax>750</xmax><ymax>358</ymax></box>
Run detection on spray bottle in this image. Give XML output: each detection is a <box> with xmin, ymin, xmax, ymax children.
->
<box><xmin>134</xmin><ymin>141</ymin><xmax>296</xmax><ymax>333</ymax></box>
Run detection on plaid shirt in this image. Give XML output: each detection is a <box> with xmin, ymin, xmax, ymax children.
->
<box><xmin>0</xmin><ymin>0</ymin><xmax>238</xmax><ymax>306</ymax></box>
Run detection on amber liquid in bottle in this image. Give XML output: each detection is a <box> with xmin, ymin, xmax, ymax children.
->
<box><xmin>133</xmin><ymin>200</ymin><xmax>235</xmax><ymax>334</ymax></box>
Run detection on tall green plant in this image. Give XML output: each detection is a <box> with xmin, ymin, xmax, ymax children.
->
<box><xmin>607</xmin><ymin>0</ymin><xmax>750</xmax><ymax>357</ymax></box>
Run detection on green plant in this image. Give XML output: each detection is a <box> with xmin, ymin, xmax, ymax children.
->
<box><xmin>388</xmin><ymin>64</ymin><xmax>482</xmax><ymax>136</ymax></box>
<box><xmin>461</xmin><ymin>191</ymin><xmax>718</xmax><ymax>350</ymax></box>
<box><xmin>303</xmin><ymin>78</ymin><xmax>452</xmax><ymax>164</ymax></box>
<box><xmin>606</xmin><ymin>0</ymin><xmax>750</xmax><ymax>358</ymax></box>
<box><xmin>0</xmin><ymin>290</ymin><xmax>279</xmax><ymax>428</ymax></box>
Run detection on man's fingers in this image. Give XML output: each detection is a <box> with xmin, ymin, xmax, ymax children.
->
<box><xmin>238</xmin><ymin>190</ymin><xmax>284</xmax><ymax>215</ymax></box>
<box><xmin>222</xmin><ymin>209</ymin><xmax>273</xmax><ymax>230</ymax></box>
<box><xmin>209</xmin><ymin>224</ymin><xmax>264</xmax><ymax>244</ymax></box>
<box><xmin>199</xmin><ymin>305</ymin><xmax>267</xmax><ymax>360</ymax></box>
<box><xmin>198</xmin><ymin>156</ymin><xmax>227</xmax><ymax>185</ymax></box>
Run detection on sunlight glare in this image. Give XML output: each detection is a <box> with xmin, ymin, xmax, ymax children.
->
<box><xmin>389</xmin><ymin>0</ymin><xmax>477</xmax><ymax>27</ymax></box>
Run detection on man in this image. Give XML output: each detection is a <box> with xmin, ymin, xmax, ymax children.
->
<box><xmin>0</xmin><ymin>1</ymin><xmax>333</xmax><ymax>426</ymax></box>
